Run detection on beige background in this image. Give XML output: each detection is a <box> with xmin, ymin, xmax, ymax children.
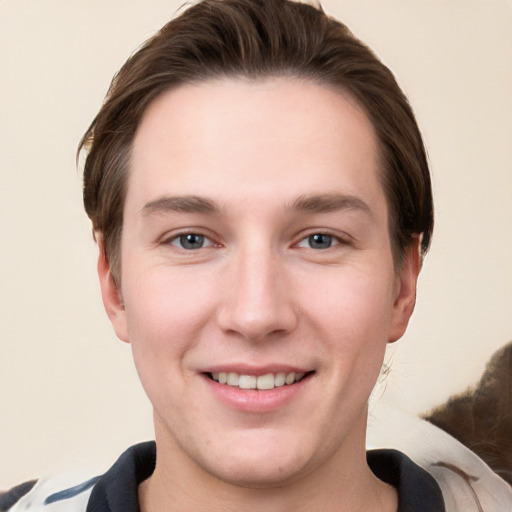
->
<box><xmin>1</xmin><ymin>0</ymin><xmax>511</xmax><ymax>488</ymax></box>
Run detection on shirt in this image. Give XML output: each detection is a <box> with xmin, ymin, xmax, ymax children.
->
<box><xmin>2</xmin><ymin>441</ymin><xmax>445</xmax><ymax>512</ymax></box>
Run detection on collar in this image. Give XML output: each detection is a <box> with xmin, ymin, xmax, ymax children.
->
<box><xmin>87</xmin><ymin>442</ymin><xmax>445</xmax><ymax>512</ymax></box>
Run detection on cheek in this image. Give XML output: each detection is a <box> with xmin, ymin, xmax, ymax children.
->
<box><xmin>304</xmin><ymin>267</ymin><xmax>395</xmax><ymax>336</ymax></box>
<box><xmin>298</xmin><ymin>265</ymin><xmax>396</xmax><ymax>382</ymax></box>
<box><xmin>121</xmin><ymin>267</ymin><xmax>217</xmax><ymax>378</ymax></box>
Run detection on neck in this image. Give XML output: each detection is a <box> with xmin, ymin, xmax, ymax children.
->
<box><xmin>138</xmin><ymin>413</ymin><xmax>397</xmax><ymax>512</ymax></box>
<box><xmin>140</xmin><ymin>473</ymin><xmax>396</xmax><ymax>512</ymax></box>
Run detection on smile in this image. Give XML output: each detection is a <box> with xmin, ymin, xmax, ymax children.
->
<box><xmin>209</xmin><ymin>371</ymin><xmax>308</xmax><ymax>390</ymax></box>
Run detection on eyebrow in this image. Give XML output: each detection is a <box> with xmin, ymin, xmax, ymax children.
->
<box><xmin>288</xmin><ymin>193</ymin><xmax>373</xmax><ymax>217</ymax></box>
<box><xmin>141</xmin><ymin>193</ymin><xmax>373</xmax><ymax>219</ymax></box>
<box><xmin>142</xmin><ymin>195</ymin><xmax>221</xmax><ymax>216</ymax></box>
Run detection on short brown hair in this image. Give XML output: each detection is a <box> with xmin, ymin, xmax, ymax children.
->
<box><xmin>79</xmin><ymin>0</ymin><xmax>433</xmax><ymax>283</ymax></box>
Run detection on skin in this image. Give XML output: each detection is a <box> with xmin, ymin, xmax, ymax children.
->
<box><xmin>98</xmin><ymin>77</ymin><xmax>420</xmax><ymax>512</ymax></box>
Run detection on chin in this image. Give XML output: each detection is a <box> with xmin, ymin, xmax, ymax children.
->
<box><xmin>192</xmin><ymin>431</ymin><xmax>321</xmax><ymax>489</ymax></box>
<box><xmin>205</xmin><ymin>453</ymin><xmax>312</xmax><ymax>489</ymax></box>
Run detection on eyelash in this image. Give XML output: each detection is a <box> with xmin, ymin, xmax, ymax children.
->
<box><xmin>295</xmin><ymin>232</ymin><xmax>347</xmax><ymax>250</ymax></box>
<box><xmin>163</xmin><ymin>231</ymin><xmax>349</xmax><ymax>251</ymax></box>
<box><xmin>165</xmin><ymin>232</ymin><xmax>217</xmax><ymax>251</ymax></box>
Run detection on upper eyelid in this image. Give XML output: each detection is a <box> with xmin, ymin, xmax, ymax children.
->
<box><xmin>157</xmin><ymin>227</ymin><xmax>352</xmax><ymax>248</ymax></box>
<box><xmin>160</xmin><ymin>232</ymin><xmax>220</xmax><ymax>254</ymax></box>
<box><xmin>294</xmin><ymin>229</ymin><xmax>352</xmax><ymax>245</ymax></box>
<box><xmin>160</xmin><ymin>228</ymin><xmax>217</xmax><ymax>242</ymax></box>
<box><xmin>295</xmin><ymin>235</ymin><xmax>344</xmax><ymax>250</ymax></box>
<box><xmin>171</xmin><ymin>233</ymin><xmax>216</xmax><ymax>250</ymax></box>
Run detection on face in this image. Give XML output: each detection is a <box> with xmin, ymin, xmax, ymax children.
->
<box><xmin>99</xmin><ymin>78</ymin><xmax>419</xmax><ymax>488</ymax></box>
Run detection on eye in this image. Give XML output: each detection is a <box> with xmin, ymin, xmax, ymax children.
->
<box><xmin>169</xmin><ymin>233</ymin><xmax>214</xmax><ymax>250</ymax></box>
<box><xmin>297</xmin><ymin>233</ymin><xmax>340</xmax><ymax>250</ymax></box>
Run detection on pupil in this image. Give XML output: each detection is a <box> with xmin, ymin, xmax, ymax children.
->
<box><xmin>180</xmin><ymin>234</ymin><xmax>204</xmax><ymax>249</ymax></box>
<box><xmin>309</xmin><ymin>234</ymin><xmax>331</xmax><ymax>249</ymax></box>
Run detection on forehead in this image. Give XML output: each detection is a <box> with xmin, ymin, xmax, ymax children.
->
<box><xmin>128</xmin><ymin>77</ymin><xmax>384</xmax><ymax>215</ymax></box>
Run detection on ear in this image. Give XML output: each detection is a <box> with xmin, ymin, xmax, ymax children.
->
<box><xmin>97</xmin><ymin>239</ymin><xmax>129</xmax><ymax>343</ymax></box>
<box><xmin>388</xmin><ymin>238</ymin><xmax>421</xmax><ymax>343</ymax></box>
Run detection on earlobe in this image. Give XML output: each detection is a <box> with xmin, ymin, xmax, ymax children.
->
<box><xmin>97</xmin><ymin>241</ymin><xmax>130</xmax><ymax>343</ymax></box>
<box><xmin>388</xmin><ymin>239</ymin><xmax>421</xmax><ymax>343</ymax></box>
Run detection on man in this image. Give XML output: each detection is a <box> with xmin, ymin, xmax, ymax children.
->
<box><xmin>1</xmin><ymin>0</ymin><xmax>446</xmax><ymax>510</ymax></box>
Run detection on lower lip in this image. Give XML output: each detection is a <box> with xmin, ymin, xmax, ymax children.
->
<box><xmin>203</xmin><ymin>374</ymin><xmax>311</xmax><ymax>413</ymax></box>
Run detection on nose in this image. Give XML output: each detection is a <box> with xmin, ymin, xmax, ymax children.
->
<box><xmin>216</xmin><ymin>246</ymin><xmax>298</xmax><ymax>343</ymax></box>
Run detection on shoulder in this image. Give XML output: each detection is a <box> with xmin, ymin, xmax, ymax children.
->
<box><xmin>1</xmin><ymin>473</ymin><xmax>98</xmax><ymax>512</ymax></box>
<box><xmin>1</xmin><ymin>480</ymin><xmax>37</xmax><ymax>511</ymax></box>
<box><xmin>368</xmin><ymin>448</ymin><xmax>446</xmax><ymax>512</ymax></box>
<box><xmin>1</xmin><ymin>442</ymin><xmax>155</xmax><ymax>512</ymax></box>
<box><xmin>368</xmin><ymin>403</ymin><xmax>512</xmax><ymax>512</ymax></box>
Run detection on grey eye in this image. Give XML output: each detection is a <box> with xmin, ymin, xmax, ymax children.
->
<box><xmin>307</xmin><ymin>233</ymin><xmax>333</xmax><ymax>249</ymax></box>
<box><xmin>174</xmin><ymin>233</ymin><xmax>207</xmax><ymax>250</ymax></box>
<box><xmin>297</xmin><ymin>233</ymin><xmax>339</xmax><ymax>249</ymax></box>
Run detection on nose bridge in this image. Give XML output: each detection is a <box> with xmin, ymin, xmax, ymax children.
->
<box><xmin>218</xmin><ymin>240</ymin><xmax>297</xmax><ymax>341</ymax></box>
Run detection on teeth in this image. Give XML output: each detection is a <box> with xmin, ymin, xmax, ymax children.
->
<box><xmin>257</xmin><ymin>373</ymin><xmax>275</xmax><ymax>390</ymax></box>
<box><xmin>238</xmin><ymin>375</ymin><xmax>257</xmax><ymax>389</ymax></box>
<box><xmin>210</xmin><ymin>371</ymin><xmax>307</xmax><ymax>389</ymax></box>
<box><xmin>227</xmin><ymin>372</ymin><xmax>239</xmax><ymax>386</ymax></box>
<box><xmin>285</xmin><ymin>372</ymin><xmax>296</xmax><ymax>385</ymax></box>
<box><xmin>274</xmin><ymin>372</ymin><xmax>286</xmax><ymax>387</ymax></box>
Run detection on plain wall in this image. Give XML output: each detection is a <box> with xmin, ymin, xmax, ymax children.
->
<box><xmin>1</xmin><ymin>0</ymin><xmax>511</xmax><ymax>488</ymax></box>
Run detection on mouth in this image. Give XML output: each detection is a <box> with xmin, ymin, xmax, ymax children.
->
<box><xmin>206</xmin><ymin>371</ymin><xmax>313</xmax><ymax>390</ymax></box>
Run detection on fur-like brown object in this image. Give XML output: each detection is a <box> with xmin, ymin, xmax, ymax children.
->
<box><xmin>424</xmin><ymin>341</ymin><xmax>512</xmax><ymax>485</ymax></box>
